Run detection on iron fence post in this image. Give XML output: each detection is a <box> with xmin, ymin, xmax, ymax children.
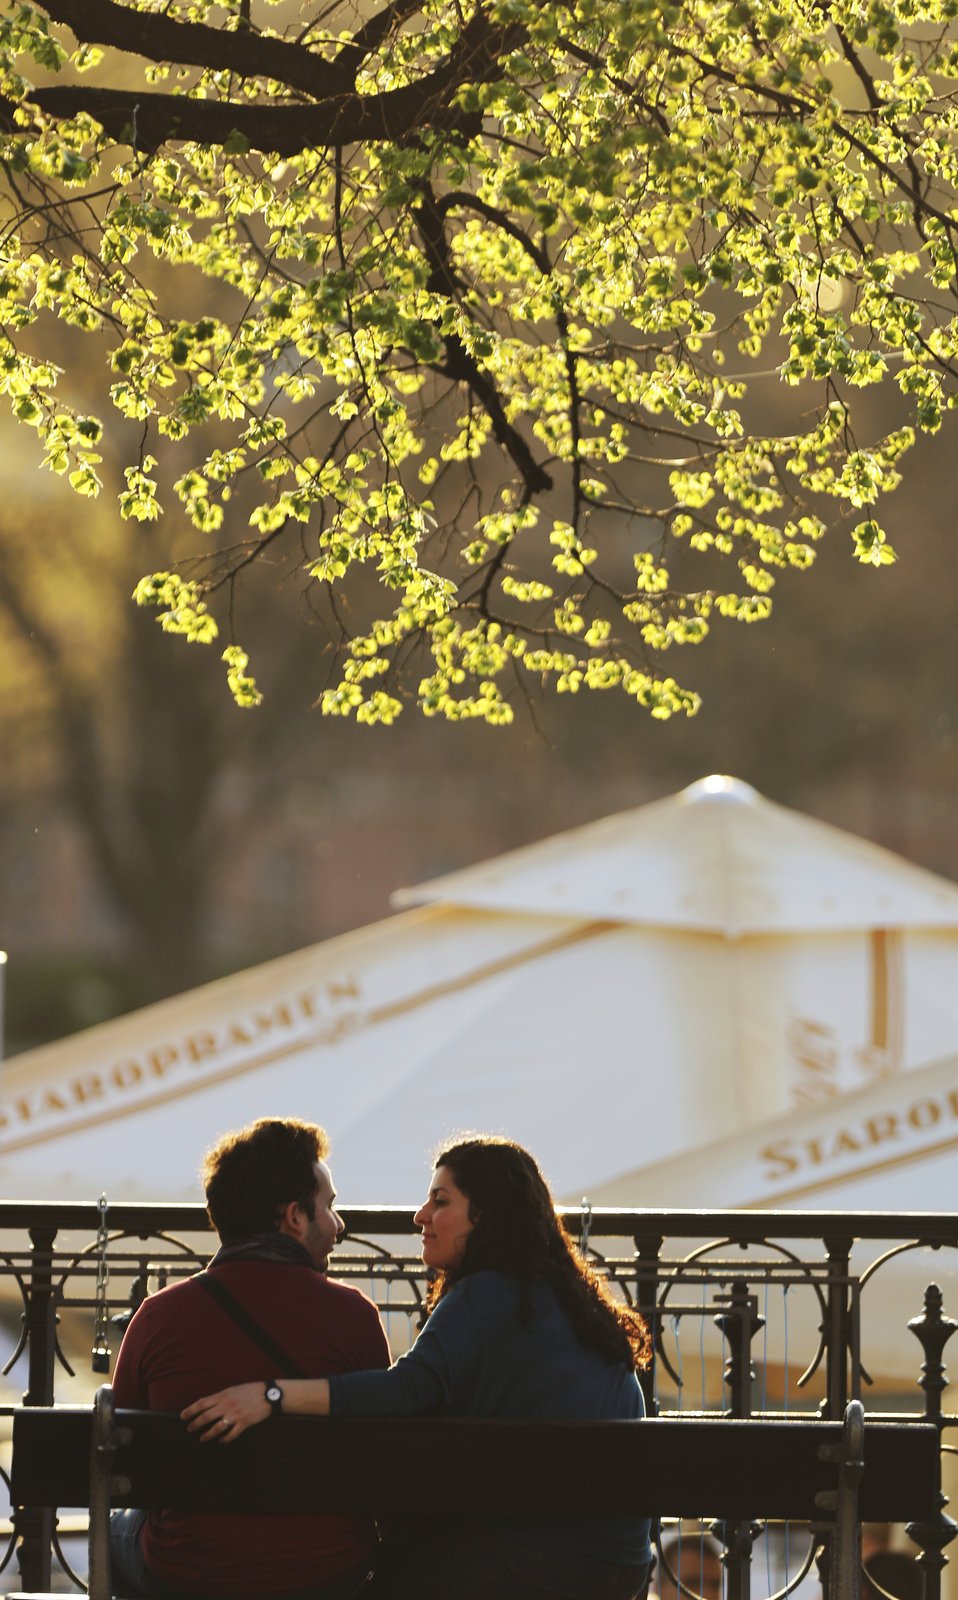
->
<box><xmin>712</xmin><ymin>1280</ymin><xmax>764</xmax><ymax>1600</ymax></box>
<box><xmin>906</xmin><ymin>1283</ymin><xmax>958</xmax><ymax>1600</ymax></box>
<box><xmin>13</xmin><ymin>1224</ymin><xmax>59</xmax><ymax>1593</ymax></box>
<box><xmin>822</xmin><ymin>1233</ymin><xmax>853</xmax><ymax>1422</ymax></box>
<box><xmin>633</xmin><ymin>1228</ymin><xmax>663</xmax><ymax>1416</ymax></box>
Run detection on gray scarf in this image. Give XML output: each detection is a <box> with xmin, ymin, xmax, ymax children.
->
<box><xmin>208</xmin><ymin>1232</ymin><xmax>315</xmax><ymax>1270</ymax></box>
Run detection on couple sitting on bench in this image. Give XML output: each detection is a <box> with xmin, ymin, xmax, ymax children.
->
<box><xmin>111</xmin><ymin>1118</ymin><xmax>652</xmax><ymax>1600</ymax></box>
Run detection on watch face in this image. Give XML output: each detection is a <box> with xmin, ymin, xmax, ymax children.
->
<box><xmin>266</xmin><ymin>1385</ymin><xmax>282</xmax><ymax>1404</ymax></box>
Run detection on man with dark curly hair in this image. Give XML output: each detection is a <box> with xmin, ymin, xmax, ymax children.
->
<box><xmin>110</xmin><ymin>1117</ymin><xmax>389</xmax><ymax>1600</ymax></box>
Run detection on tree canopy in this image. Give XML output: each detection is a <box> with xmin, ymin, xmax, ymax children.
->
<box><xmin>0</xmin><ymin>0</ymin><xmax>955</xmax><ymax>722</ymax></box>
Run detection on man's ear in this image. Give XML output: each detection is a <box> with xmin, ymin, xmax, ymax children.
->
<box><xmin>277</xmin><ymin>1199</ymin><xmax>303</xmax><ymax>1239</ymax></box>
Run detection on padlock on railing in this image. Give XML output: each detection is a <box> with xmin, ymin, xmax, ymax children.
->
<box><xmin>91</xmin><ymin>1193</ymin><xmax>112</xmax><ymax>1375</ymax></box>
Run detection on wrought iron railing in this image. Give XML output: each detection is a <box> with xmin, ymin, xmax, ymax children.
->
<box><xmin>0</xmin><ymin>1201</ymin><xmax>956</xmax><ymax>1599</ymax></box>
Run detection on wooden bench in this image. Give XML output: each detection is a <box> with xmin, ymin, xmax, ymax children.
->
<box><xmin>7</xmin><ymin>1386</ymin><xmax>938</xmax><ymax>1600</ymax></box>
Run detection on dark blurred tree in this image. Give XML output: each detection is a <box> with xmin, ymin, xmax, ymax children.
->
<box><xmin>0</xmin><ymin>469</ymin><xmax>330</xmax><ymax>1009</ymax></box>
<box><xmin>0</xmin><ymin>499</ymin><xmax>228</xmax><ymax>1000</ymax></box>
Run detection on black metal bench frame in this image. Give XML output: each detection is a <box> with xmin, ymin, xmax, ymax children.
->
<box><xmin>6</xmin><ymin>1387</ymin><xmax>939</xmax><ymax>1600</ymax></box>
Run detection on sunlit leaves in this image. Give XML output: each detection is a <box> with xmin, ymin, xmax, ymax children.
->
<box><xmin>222</xmin><ymin>644</ymin><xmax>263</xmax><ymax>706</ymax></box>
<box><xmin>0</xmin><ymin>0</ymin><xmax>955</xmax><ymax>713</ymax></box>
<box><xmin>133</xmin><ymin>572</ymin><xmax>218</xmax><ymax>643</ymax></box>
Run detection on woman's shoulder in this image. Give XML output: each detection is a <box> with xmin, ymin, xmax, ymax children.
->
<box><xmin>444</xmin><ymin>1269</ymin><xmax>521</xmax><ymax>1315</ymax></box>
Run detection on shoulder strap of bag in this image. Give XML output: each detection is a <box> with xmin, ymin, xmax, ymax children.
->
<box><xmin>195</xmin><ymin>1271</ymin><xmax>309</xmax><ymax>1378</ymax></box>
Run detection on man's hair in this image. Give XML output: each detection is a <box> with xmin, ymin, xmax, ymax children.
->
<box><xmin>202</xmin><ymin>1118</ymin><xmax>330</xmax><ymax>1243</ymax></box>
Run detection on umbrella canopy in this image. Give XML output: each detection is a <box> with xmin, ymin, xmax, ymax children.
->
<box><xmin>584</xmin><ymin>1048</ymin><xmax>958</xmax><ymax>1212</ymax></box>
<box><xmin>3</xmin><ymin>776</ymin><xmax>958</xmax><ymax>1204</ymax></box>
<box><xmin>396</xmin><ymin>774</ymin><xmax>958</xmax><ymax>933</ymax></box>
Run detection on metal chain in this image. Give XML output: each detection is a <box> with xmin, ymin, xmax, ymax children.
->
<box><xmin>91</xmin><ymin>1193</ymin><xmax>112</xmax><ymax>1373</ymax></box>
<box><xmin>579</xmin><ymin>1197</ymin><xmax>592</xmax><ymax>1258</ymax></box>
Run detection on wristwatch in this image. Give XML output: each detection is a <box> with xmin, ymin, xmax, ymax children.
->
<box><xmin>264</xmin><ymin>1382</ymin><xmax>284</xmax><ymax>1417</ymax></box>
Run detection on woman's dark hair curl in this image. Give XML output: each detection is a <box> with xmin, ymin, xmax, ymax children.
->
<box><xmin>426</xmin><ymin>1135</ymin><xmax>650</xmax><ymax>1370</ymax></box>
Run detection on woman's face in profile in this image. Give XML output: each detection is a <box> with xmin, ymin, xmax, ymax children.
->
<box><xmin>414</xmin><ymin>1165</ymin><xmax>475</xmax><ymax>1270</ymax></box>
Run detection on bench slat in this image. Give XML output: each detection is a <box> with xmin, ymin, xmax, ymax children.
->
<box><xmin>10</xmin><ymin>1409</ymin><xmax>938</xmax><ymax>1523</ymax></box>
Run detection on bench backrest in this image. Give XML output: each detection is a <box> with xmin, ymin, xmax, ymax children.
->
<box><xmin>11</xmin><ymin>1397</ymin><xmax>937</xmax><ymax>1521</ymax></box>
<box><xmin>7</xmin><ymin>1391</ymin><xmax>939</xmax><ymax>1600</ymax></box>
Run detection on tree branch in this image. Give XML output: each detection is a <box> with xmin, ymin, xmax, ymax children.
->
<box><xmin>416</xmin><ymin>182</ymin><xmax>553</xmax><ymax>495</ymax></box>
<box><xmin>2</xmin><ymin>12</ymin><xmax>511</xmax><ymax>153</ymax></box>
<box><xmin>38</xmin><ymin>0</ymin><xmax>354</xmax><ymax>99</ymax></box>
<box><xmin>436</xmin><ymin>190</ymin><xmax>551</xmax><ymax>274</ymax></box>
<box><xmin>334</xmin><ymin>0</ymin><xmax>427</xmax><ymax>85</ymax></box>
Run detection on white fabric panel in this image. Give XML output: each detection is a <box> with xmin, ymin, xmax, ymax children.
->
<box><xmin>585</xmin><ymin>1052</ymin><xmax>958</xmax><ymax>1211</ymax></box>
<box><xmin>397</xmin><ymin>776</ymin><xmax>958</xmax><ymax>933</ymax></box>
<box><xmin>0</xmin><ymin>906</ymin><xmax>587</xmax><ymax>1199</ymax></box>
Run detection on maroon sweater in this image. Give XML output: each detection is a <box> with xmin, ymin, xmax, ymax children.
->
<box><xmin>112</xmin><ymin>1261</ymin><xmax>390</xmax><ymax>1596</ymax></box>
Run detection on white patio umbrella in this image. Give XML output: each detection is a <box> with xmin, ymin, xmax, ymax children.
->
<box><xmin>3</xmin><ymin>776</ymin><xmax>958</xmax><ymax>1205</ymax></box>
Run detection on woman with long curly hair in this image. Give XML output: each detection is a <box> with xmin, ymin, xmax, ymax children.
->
<box><xmin>183</xmin><ymin>1135</ymin><xmax>652</xmax><ymax>1600</ymax></box>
